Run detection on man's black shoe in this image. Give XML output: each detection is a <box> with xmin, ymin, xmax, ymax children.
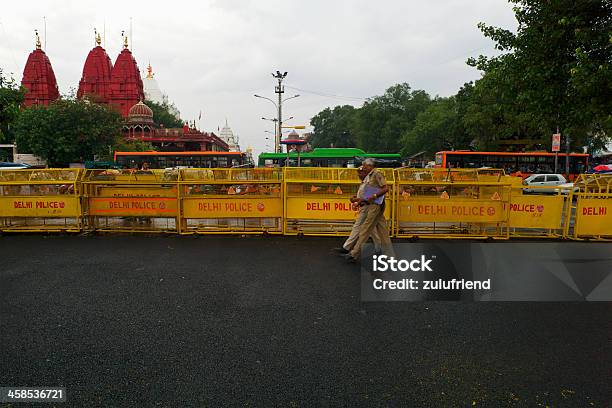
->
<box><xmin>343</xmin><ymin>253</ymin><xmax>358</xmax><ymax>263</ymax></box>
<box><xmin>332</xmin><ymin>247</ymin><xmax>350</xmax><ymax>254</ymax></box>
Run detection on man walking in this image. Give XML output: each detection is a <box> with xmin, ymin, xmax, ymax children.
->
<box><xmin>334</xmin><ymin>166</ymin><xmax>381</xmax><ymax>255</ymax></box>
<box><xmin>345</xmin><ymin>159</ymin><xmax>394</xmax><ymax>263</ymax></box>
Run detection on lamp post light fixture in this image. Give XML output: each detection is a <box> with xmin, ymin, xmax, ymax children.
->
<box><xmin>254</xmin><ymin>71</ymin><xmax>300</xmax><ymax>153</ymax></box>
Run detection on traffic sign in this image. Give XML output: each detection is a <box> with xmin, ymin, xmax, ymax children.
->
<box><xmin>552</xmin><ymin>133</ymin><xmax>561</xmax><ymax>152</ymax></box>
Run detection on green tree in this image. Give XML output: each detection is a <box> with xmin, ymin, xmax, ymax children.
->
<box><xmin>14</xmin><ymin>99</ymin><xmax>123</xmax><ymax>166</ymax></box>
<box><xmin>0</xmin><ymin>69</ymin><xmax>25</xmax><ymax>145</ymax></box>
<box><xmin>354</xmin><ymin>83</ymin><xmax>432</xmax><ymax>153</ymax></box>
<box><xmin>457</xmin><ymin>77</ymin><xmax>548</xmax><ymax>151</ymax></box>
<box><xmin>468</xmin><ymin>0</ymin><xmax>612</xmax><ymax>151</ymax></box>
<box><xmin>144</xmin><ymin>100</ymin><xmax>183</xmax><ymax>128</ymax></box>
<box><xmin>402</xmin><ymin>96</ymin><xmax>469</xmax><ymax>156</ymax></box>
<box><xmin>309</xmin><ymin>105</ymin><xmax>357</xmax><ymax>148</ymax></box>
<box><xmin>106</xmin><ymin>138</ymin><xmax>154</xmax><ymax>162</ymax></box>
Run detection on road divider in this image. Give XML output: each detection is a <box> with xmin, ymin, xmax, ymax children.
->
<box><xmin>394</xmin><ymin>168</ymin><xmax>511</xmax><ymax>239</ymax></box>
<box><xmin>567</xmin><ymin>174</ymin><xmax>612</xmax><ymax>240</ymax></box>
<box><xmin>179</xmin><ymin>168</ymin><xmax>283</xmax><ymax>234</ymax></box>
<box><xmin>81</xmin><ymin>169</ymin><xmax>179</xmax><ymax>233</ymax></box>
<box><xmin>283</xmin><ymin>167</ymin><xmax>394</xmax><ymax>236</ymax></box>
<box><xmin>0</xmin><ymin>168</ymin><xmax>609</xmax><ymax>240</ymax></box>
<box><xmin>0</xmin><ymin>169</ymin><xmax>82</xmax><ymax>232</ymax></box>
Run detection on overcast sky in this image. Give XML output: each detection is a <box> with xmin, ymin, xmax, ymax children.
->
<box><xmin>0</xmin><ymin>0</ymin><xmax>516</xmax><ymax>157</ymax></box>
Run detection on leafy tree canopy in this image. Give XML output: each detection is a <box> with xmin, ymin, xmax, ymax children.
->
<box><xmin>468</xmin><ymin>0</ymin><xmax>612</xmax><ymax>151</ymax></box>
<box><xmin>144</xmin><ymin>100</ymin><xmax>183</xmax><ymax>128</ymax></box>
<box><xmin>0</xmin><ymin>69</ymin><xmax>25</xmax><ymax>144</ymax></box>
<box><xmin>309</xmin><ymin>105</ymin><xmax>357</xmax><ymax>148</ymax></box>
<box><xmin>309</xmin><ymin>1</ymin><xmax>611</xmax><ymax>157</ymax></box>
<box><xmin>309</xmin><ymin>83</ymin><xmax>434</xmax><ymax>154</ymax></box>
<box><xmin>354</xmin><ymin>83</ymin><xmax>432</xmax><ymax>153</ymax></box>
<box><xmin>14</xmin><ymin>98</ymin><xmax>123</xmax><ymax>166</ymax></box>
<box><xmin>403</xmin><ymin>96</ymin><xmax>468</xmax><ymax>156</ymax></box>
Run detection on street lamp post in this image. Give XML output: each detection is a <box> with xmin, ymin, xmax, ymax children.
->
<box><xmin>255</xmin><ymin>71</ymin><xmax>299</xmax><ymax>154</ymax></box>
<box><xmin>273</xmin><ymin>71</ymin><xmax>286</xmax><ymax>155</ymax></box>
<box><xmin>262</xmin><ymin>117</ymin><xmax>278</xmax><ymax>141</ymax></box>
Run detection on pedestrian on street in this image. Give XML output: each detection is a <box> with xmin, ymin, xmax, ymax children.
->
<box><xmin>333</xmin><ymin>166</ymin><xmax>381</xmax><ymax>255</ymax></box>
<box><xmin>345</xmin><ymin>159</ymin><xmax>394</xmax><ymax>263</ymax></box>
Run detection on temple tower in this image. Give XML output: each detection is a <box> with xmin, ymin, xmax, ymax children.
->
<box><xmin>77</xmin><ymin>32</ymin><xmax>114</xmax><ymax>103</ymax></box>
<box><xmin>21</xmin><ymin>30</ymin><xmax>60</xmax><ymax>107</ymax></box>
<box><xmin>109</xmin><ymin>35</ymin><xmax>144</xmax><ymax>117</ymax></box>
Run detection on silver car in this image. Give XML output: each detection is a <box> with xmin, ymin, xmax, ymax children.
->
<box><xmin>522</xmin><ymin>174</ymin><xmax>567</xmax><ymax>194</ymax></box>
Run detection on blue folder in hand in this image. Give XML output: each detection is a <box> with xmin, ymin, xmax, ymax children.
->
<box><xmin>363</xmin><ymin>185</ymin><xmax>385</xmax><ymax>205</ymax></box>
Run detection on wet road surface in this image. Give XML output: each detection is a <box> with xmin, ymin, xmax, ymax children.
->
<box><xmin>1</xmin><ymin>235</ymin><xmax>610</xmax><ymax>406</ymax></box>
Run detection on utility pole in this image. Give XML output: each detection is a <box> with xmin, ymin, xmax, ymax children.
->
<box><xmin>565</xmin><ymin>134</ymin><xmax>570</xmax><ymax>175</ymax></box>
<box><xmin>255</xmin><ymin>71</ymin><xmax>299</xmax><ymax>155</ymax></box>
<box><xmin>273</xmin><ymin>71</ymin><xmax>287</xmax><ymax>154</ymax></box>
<box><xmin>554</xmin><ymin>125</ymin><xmax>559</xmax><ymax>174</ymax></box>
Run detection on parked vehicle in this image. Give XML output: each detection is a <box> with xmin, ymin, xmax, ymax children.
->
<box><xmin>522</xmin><ymin>174</ymin><xmax>567</xmax><ymax>194</ymax></box>
<box><xmin>0</xmin><ymin>162</ymin><xmax>31</xmax><ymax>170</ymax></box>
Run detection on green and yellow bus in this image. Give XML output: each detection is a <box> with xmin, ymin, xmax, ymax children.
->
<box><xmin>258</xmin><ymin>148</ymin><xmax>402</xmax><ymax>168</ymax></box>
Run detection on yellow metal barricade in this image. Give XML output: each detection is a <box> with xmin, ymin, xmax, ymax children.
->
<box><xmin>394</xmin><ymin>168</ymin><xmax>511</xmax><ymax>239</ymax></box>
<box><xmin>178</xmin><ymin>168</ymin><xmax>283</xmax><ymax>234</ymax></box>
<box><xmin>81</xmin><ymin>169</ymin><xmax>179</xmax><ymax>233</ymax></box>
<box><xmin>566</xmin><ymin>174</ymin><xmax>612</xmax><ymax>241</ymax></box>
<box><xmin>500</xmin><ymin>175</ymin><xmax>525</xmax><ymax>189</ymax></box>
<box><xmin>0</xmin><ymin>169</ymin><xmax>82</xmax><ymax>232</ymax></box>
<box><xmin>477</xmin><ymin>168</ymin><xmax>506</xmax><ymax>182</ymax></box>
<box><xmin>283</xmin><ymin>167</ymin><xmax>394</xmax><ymax>236</ymax></box>
<box><xmin>504</xmin><ymin>178</ymin><xmax>569</xmax><ymax>238</ymax></box>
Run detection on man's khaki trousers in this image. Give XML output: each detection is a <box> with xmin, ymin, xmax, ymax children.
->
<box><xmin>343</xmin><ymin>206</ymin><xmax>381</xmax><ymax>252</ymax></box>
<box><xmin>349</xmin><ymin>203</ymin><xmax>394</xmax><ymax>259</ymax></box>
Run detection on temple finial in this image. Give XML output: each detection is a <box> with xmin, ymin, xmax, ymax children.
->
<box><xmin>35</xmin><ymin>29</ymin><xmax>41</xmax><ymax>50</ymax></box>
<box><xmin>146</xmin><ymin>63</ymin><xmax>153</xmax><ymax>78</ymax></box>
<box><xmin>95</xmin><ymin>28</ymin><xmax>101</xmax><ymax>46</ymax></box>
<box><xmin>121</xmin><ymin>30</ymin><xmax>128</xmax><ymax>49</ymax></box>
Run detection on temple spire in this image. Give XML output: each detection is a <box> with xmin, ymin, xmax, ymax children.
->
<box><xmin>146</xmin><ymin>63</ymin><xmax>153</xmax><ymax>79</ymax></box>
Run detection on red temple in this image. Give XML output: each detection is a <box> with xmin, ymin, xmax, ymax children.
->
<box><xmin>108</xmin><ymin>37</ymin><xmax>144</xmax><ymax>117</ymax></box>
<box><xmin>123</xmin><ymin>101</ymin><xmax>229</xmax><ymax>151</ymax></box>
<box><xmin>77</xmin><ymin>34</ymin><xmax>113</xmax><ymax>103</ymax></box>
<box><xmin>20</xmin><ymin>32</ymin><xmax>59</xmax><ymax>107</ymax></box>
<box><xmin>19</xmin><ymin>31</ymin><xmax>228</xmax><ymax>152</ymax></box>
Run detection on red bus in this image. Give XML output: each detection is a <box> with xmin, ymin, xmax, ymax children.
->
<box><xmin>114</xmin><ymin>151</ymin><xmax>249</xmax><ymax>169</ymax></box>
<box><xmin>435</xmin><ymin>151</ymin><xmax>589</xmax><ymax>179</ymax></box>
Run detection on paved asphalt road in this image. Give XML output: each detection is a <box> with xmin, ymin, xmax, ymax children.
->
<box><xmin>0</xmin><ymin>235</ymin><xmax>610</xmax><ymax>407</ymax></box>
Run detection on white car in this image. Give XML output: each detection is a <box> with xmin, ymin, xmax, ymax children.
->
<box><xmin>522</xmin><ymin>174</ymin><xmax>567</xmax><ymax>194</ymax></box>
<box><xmin>555</xmin><ymin>182</ymin><xmax>580</xmax><ymax>195</ymax></box>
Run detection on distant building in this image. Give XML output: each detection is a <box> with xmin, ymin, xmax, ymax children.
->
<box><xmin>143</xmin><ymin>64</ymin><xmax>180</xmax><ymax>119</ymax></box>
<box><xmin>218</xmin><ymin>119</ymin><xmax>240</xmax><ymax>151</ymax></box>
<box><xmin>123</xmin><ymin>101</ymin><xmax>228</xmax><ymax>152</ymax></box>
<box><xmin>142</xmin><ymin>64</ymin><xmax>164</xmax><ymax>104</ymax></box>
<box><xmin>19</xmin><ymin>30</ymin><xmax>223</xmax><ymax>152</ymax></box>
<box><xmin>244</xmin><ymin>146</ymin><xmax>254</xmax><ymax>166</ymax></box>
